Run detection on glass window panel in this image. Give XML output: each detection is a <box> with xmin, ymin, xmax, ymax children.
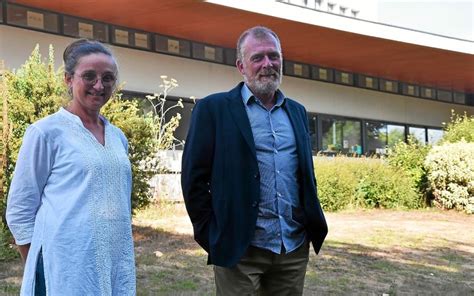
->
<box><xmin>334</xmin><ymin>71</ymin><xmax>354</xmax><ymax>85</ymax></box>
<box><xmin>366</xmin><ymin>122</ymin><xmax>387</xmax><ymax>155</ymax></box>
<box><xmin>63</xmin><ymin>16</ymin><xmax>108</xmax><ymax>42</ymax></box>
<box><xmin>155</xmin><ymin>35</ymin><xmax>191</xmax><ymax>57</ymax></box>
<box><xmin>437</xmin><ymin>90</ymin><xmax>453</xmax><ymax>102</ymax></box>
<box><xmin>387</xmin><ymin>124</ymin><xmax>405</xmax><ymax>147</ymax></box>
<box><xmin>427</xmin><ymin>129</ymin><xmax>443</xmax><ymax>145</ymax></box>
<box><xmin>453</xmin><ymin>92</ymin><xmax>466</xmax><ymax>104</ymax></box>
<box><xmin>134</xmin><ymin>32</ymin><xmax>150</xmax><ymax>49</ymax></box>
<box><xmin>192</xmin><ymin>43</ymin><xmax>224</xmax><ymax>63</ymax></box>
<box><xmin>284</xmin><ymin>61</ymin><xmax>310</xmax><ymax>78</ymax></box>
<box><xmin>402</xmin><ymin>84</ymin><xmax>420</xmax><ymax>96</ymax></box>
<box><xmin>311</xmin><ymin>66</ymin><xmax>334</xmax><ymax>82</ymax></box>
<box><xmin>358</xmin><ymin>75</ymin><xmax>378</xmax><ymax>89</ymax></box>
<box><xmin>7</xmin><ymin>4</ymin><xmax>58</xmax><ymax>33</ymax></box>
<box><xmin>409</xmin><ymin>127</ymin><xmax>426</xmax><ymax>144</ymax></box>
<box><xmin>321</xmin><ymin>118</ymin><xmax>361</xmax><ymax>155</ymax></box>
<box><xmin>380</xmin><ymin>79</ymin><xmax>399</xmax><ymax>93</ymax></box>
<box><xmin>421</xmin><ymin>87</ymin><xmax>434</xmax><ymax>99</ymax></box>
<box><xmin>224</xmin><ymin>48</ymin><xmax>236</xmax><ymax>66</ymax></box>
<box><xmin>0</xmin><ymin>2</ymin><xmax>4</xmax><ymax>23</ymax></box>
<box><xmin>113</xmin><ymin>28</ymin><xmax>130</xmax><ymax>45</ymax></box>
<box><xmin>307</xmin><ymin>113</ymin><xmax>318</xmax><ymax>154</ymax></box>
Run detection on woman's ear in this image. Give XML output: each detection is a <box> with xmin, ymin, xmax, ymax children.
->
<box><xmin>64</xmin><ymin>72</ymin><xmax>73</xmax><ymax>88</ymax></box>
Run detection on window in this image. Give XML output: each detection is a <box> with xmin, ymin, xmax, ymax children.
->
<box><xmin>420</xmin><ymin>87</ymin><xmax>435</xmax><ymax>99</ymax></box>
<box><xmin>111</xmin><ymin>26</ymin><xmax>151</xmax><ymax>50</ymax></box>
<box><xmin>437</xmin><ymin>90</ymin><xmax>453</xmax><ymax>102</ymax></box>
<box><xmin>334</xmin><ymin>71</ymin><xmax>354</xmax><ymax>85</ymax></box>
<box><xmin>155</xmin><ymin>34</ymin><xmax>191</xmax><ymax>57</ymax></box>
<box><xmin>311</xmin><ymin>66</ymin><xmax>334</xmax><ymax>82</ymax></box>
<box><xmin>192</xmin><ymin>43</ymin><xmax>224</xmax><ymax>63</ymax></box>
<box><xmin>366</xmin><ymin>122</ymin><xmax>405</xmax><ymax>155</ymax></box>
<box><xmin>307</xmin><ymin>113</ymin><xmax>318</xmax><ymax>154</ymax></box>
<box><xmin>427</xmin><ymin>128</ymin><xmax>443</xmax><ymax>145</ymax></box>
<box><xmin>402</xmin><ymin>83</ymin><xmax>420</xmax><ymax>97</ymax></box>
<box><xmin>0</xmin><ymin>1</ymin><xmax>3</xmax><ymax>23</ymax></box>
<box><xmin>358</xmin><ymin>75</ymin><xmax>379</xmax><ymax>90</ymax></box>
<box><xmin>453</xmin><ymin>92</ymin><xmax>466</xmax><ymax>104</ymax></box>
<box><xmin>321</xmin><ymin>117</ymin><xmax>361</xmax><ymax>155</ymax></box>
<box><xmin>380</xmin><ymin>79</ymin><xmax>399</xmax><ymax>93</ymax></box>
<box><xmin>224</xmin><ymin>48</ymin><xmax>237</xmax><ymax>66</ymax></box>
<box><xmin>63</xmin><ymin>16</ymin><xmax>108</xmax><ymax>42</ymax></box>
<box><xmin>7</xmin><ymin>4</ymin><xmax>58</xmax><ymax>33</ymax></box>
<box><xmin>409</xmin><ymin>127</ymin><xmax>426</xmax><ymax>144</ymax></box>
<box><xmin>284</xmin><ymin>61</ymin><xmax>310</xmax><ymax>78</ymax></box>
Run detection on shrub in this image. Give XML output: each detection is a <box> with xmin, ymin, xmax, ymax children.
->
<box><xmin>441</xmin><ymin>111</ymin><xmax>474</xmax><ymax>143</ymax></box>
<box><xmin>314</xmin><ymin>156</ymin><xmax>421</xmax><ymax>211</ymax></box>
<box><xmin>424</xmin><ymin>141</ymin><xmax>474</xmax><ymax>214</ymax></box>
<box><xmin>354</xmin><ymin>160</ymin><xmax>421</xmax><ymax>209</ymax></box>
<box><xmin>0</xmin><ymin>221</ymin><xmax>18</xmax><ymax>261</ymax></box>
<box><xmin>386</xmin><ymin>137</ymin><xmax>431</xmax><ymax>204</ymax></box>
<box><xmin>314</xmin><ymin>156</ymin><xmax>358</xmax><ymax>211</ymax></box>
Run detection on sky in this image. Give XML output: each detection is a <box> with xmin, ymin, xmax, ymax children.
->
<box><xmin>364</xmin><ymin>0</ymin><xmax>473</xmax><ymax>40</ymax></box>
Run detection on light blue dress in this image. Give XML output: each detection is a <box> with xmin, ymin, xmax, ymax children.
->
<box><xmin>6</xmin><ymin>108</ymin><xmax>136</xmax><ymax>295</ymax></box>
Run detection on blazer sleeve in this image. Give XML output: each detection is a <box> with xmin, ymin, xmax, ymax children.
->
<box><xmin>6</xmin><ymin>125</ymin><xmax>53</xmax><ymax>245</ymax></box>
<box><xmin>181</xmin><ymin>99</ymin><xmax>215</xmax><ymax>252</ymax></box>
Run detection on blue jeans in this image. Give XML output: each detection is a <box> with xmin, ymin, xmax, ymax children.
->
<box><xmin>35</xmin><ymin>250</ymin><xmax>46</xmax><ymax>296</ymax></box>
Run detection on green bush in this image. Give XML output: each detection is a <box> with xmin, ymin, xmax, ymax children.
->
<box><xmin>354</xmin><ymin>160</ymin><xmax>421</xmax><ymax>209</ymax></box>
<box><xmin>441</xmin><ymin>111</ymin><xmax>474</xmax><ymax>143</ymax></box>
<box><xmin>0</xmin><ymin>221</ymin><xmax>18</xmax><ymax>261</ymax></box>
<box><xmin>386</xmin><ymin>137</ymin><xmax>431</xmax><ymax>204</ymax></box>
<box><xmin>314</xmin><ymin>156</ymin><xmax>358</xmax><ymax>211</ymax></box>
<box><xmin>424</xmin><ymin>141</ymin><xmax>474</xmax><ymax>214</ymax></box>
<box><xmin>314</xmin><ymin>156</ymin><xmax>421</xmax><ymax>211</ymax></box>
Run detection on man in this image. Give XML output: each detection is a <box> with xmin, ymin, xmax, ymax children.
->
<box><xmin>181</xmin><ymin>26</ymin><xmax>328</xmax><ymax>295</ymax></box>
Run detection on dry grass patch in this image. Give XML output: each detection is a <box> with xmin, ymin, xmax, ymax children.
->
<box><xmin>1</xmin><ymin>204</ymin><xmax>473</xmax><ymax>295</ymax></box>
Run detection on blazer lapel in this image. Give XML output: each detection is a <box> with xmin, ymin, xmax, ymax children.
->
<box><xmin>227</xmin><ymin>83</ymin><xmax>257</xmax><ymax>161</ymax></box>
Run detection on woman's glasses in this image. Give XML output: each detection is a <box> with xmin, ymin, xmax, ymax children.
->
<box><xmin>76</xmin><ymin>71</ymin><xmax>117</xmax><ymax>87</ymax></box>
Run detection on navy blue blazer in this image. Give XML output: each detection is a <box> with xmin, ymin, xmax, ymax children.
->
<box><xmin>181</xmin><ymin>82</ymin><xmax>327</xmax><ymax>268</ymax></box>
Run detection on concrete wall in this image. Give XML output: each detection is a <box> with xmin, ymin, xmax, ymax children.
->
<box><xmin>1</xmin><ymin>25</ymin><xmax>473</xmax><ymax>128</ymax></box>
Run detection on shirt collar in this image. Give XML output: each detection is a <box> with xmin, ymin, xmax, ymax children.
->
<box><xmin>241</xmin><ymin>83</ymin><xmax>286</xmax><ymax>107</ymax></box>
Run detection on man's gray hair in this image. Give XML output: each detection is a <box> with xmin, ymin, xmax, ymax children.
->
<box><xmin>236</xmin><ymin>26</ymin><xmax>282</xmax><ymax>61</ymax></box>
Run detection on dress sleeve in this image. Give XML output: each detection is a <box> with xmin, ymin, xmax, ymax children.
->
<box><xmin>6</xmin><ymin>125</ymin><xmax>53</xmax><ymax>245</ymax></box>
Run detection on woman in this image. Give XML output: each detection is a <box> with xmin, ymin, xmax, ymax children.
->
<box><xmin>6</xmin><ymin>39</ymin><xmax>136</xmax><ymax>295</ymax></box>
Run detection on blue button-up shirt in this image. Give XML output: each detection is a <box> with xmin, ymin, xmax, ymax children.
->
<box><xmin>241</xmin><ymin>84</ymin><xmax>306</xmax><ymax>254</ymax></box>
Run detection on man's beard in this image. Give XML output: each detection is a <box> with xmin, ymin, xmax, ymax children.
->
<box><xmin>244</xmin><ymin>68</ymin><xmax>282</xmax><ymax>97</ymax></box>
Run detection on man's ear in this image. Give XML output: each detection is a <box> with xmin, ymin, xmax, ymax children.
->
<box><xmin>236</xmin><ymin>60</ymin><xmax>245</xmax><ymax>75</ymax></box>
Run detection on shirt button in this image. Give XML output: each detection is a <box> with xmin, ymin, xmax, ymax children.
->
<box><xmin>274</xmin><ymin>149</ymin><xmax>278</xmax><ymax>154</ymax></box>
<box><xmin>276</xmin><ymin>170</ymin><xmax>280</xmax><ymax>174</ymax></box>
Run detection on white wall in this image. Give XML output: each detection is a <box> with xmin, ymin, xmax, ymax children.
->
<box><xmin>1</xmin><ymin>25</ymin><xmax>473</xmax><ymax>127</ymax></box>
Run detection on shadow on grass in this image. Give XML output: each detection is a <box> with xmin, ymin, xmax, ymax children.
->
<box><xmin>305</xmin><ymin>240</ymin><xmax>474</xmax><ymax>295</ymax></box>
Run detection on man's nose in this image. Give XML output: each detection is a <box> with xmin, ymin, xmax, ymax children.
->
<box><xmin>262</xmin><ymin>55</ymin><xmax>273</xmax><ymax>67</ymax></box>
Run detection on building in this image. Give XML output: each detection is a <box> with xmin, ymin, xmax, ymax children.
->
<box><xmin>1</xmin><ymin>0</ymin><xmax>473</xmax><ymax>156</ymax></box>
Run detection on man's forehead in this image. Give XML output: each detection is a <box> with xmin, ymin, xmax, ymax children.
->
<box><xmin>242</xmin><ymin>35</ymin><xmax>281</xmax><ymax>55</ymax></box>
